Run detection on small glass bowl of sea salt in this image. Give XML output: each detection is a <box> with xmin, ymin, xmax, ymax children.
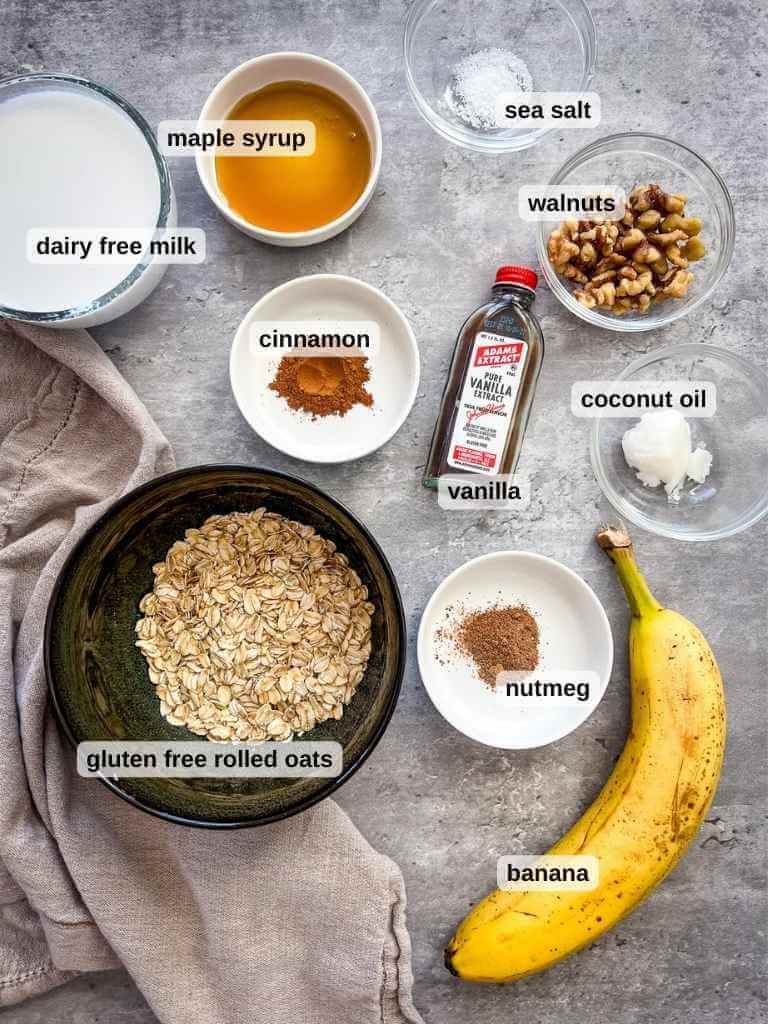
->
<box><xmin>403</xmin><ymin>0</ymin><xmax>596</xmax><ymax>152</ymax></box>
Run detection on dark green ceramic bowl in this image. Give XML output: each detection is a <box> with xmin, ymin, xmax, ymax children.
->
<box><xmin>45</xmin><ymin>465</ymin><xmax>406</xmax><ymax>828</ymax></box>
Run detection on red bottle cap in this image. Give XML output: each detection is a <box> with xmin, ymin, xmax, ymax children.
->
<box><xmin>495</xmin><ymin>265</ymin><xmax>538</xmax><ymax>291</ymax></box>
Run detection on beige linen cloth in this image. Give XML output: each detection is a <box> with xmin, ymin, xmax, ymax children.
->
<box><xmin>0</xmin><ymin>321</ymin><xmax>423</xmax><ymax>1024</ymax></box>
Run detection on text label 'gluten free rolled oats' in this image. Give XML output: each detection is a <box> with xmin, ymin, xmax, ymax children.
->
<box><xmin>78</xmin><ymin>741</ymin><xmax>342</xmax><ymax>778</ymax></box>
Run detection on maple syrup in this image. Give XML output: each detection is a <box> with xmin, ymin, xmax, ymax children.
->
<box><xmin>216</xmin><ymin>81</ymin><xmax>371</xmax><ymax>233</ymax></box>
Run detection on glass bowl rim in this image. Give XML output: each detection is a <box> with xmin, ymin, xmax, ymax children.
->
<box><xmin>402</xmin><ymin>0</ymin><xmax>597</xmax><ymax>153</ymax></box>
<box><xmin>0</xmin><ymin>72</ymin><xmax>173</xmax><ymax>323</ymax></box>
<box><xmin>590</xmin><ymin>343</ymin><xmax>768</xmax><ymax>541</ymax></box>
<box><xmin>536</xmin><ymin>131</ymin><xmax>736</xmax><ymax>332</ymax></box>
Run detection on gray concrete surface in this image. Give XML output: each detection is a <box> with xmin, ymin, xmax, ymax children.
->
<box><xmin>2</xmin><ymin>0</ymin><xmax>767</xmax><ymax>1021</ymax></box>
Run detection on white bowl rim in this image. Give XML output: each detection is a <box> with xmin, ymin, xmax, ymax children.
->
<box><xmin>195</xmin><ymin>52</ymin><xmax>383</xmax><ymax>242</ymax></box>
<box><xmin>590</xmin><ymin>342</ymin><xmax>768</xmax><ymax>541</ymax></box>
<box><xmin>536</xmin><ymin>131</ymin><xmax>736</xmax><ymax>332</ymax></box>
<box><xmin>417</xmin><ymin>549</ymin><xmax>614</xmax><ymax>749</ymax></box>
<box><xmin>229</xmin><ymin>273</ymin><xmax>420</xmax><ymax>463</ymax></box>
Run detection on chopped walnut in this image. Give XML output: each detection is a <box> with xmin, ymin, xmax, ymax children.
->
<box><xmin>636</xmin><ymin>209</ymin><xmax>662</xmax><ymax>231</ymax></box>
<box><xmin>664</xmin><ymin>269</ymin><xmax>695</xmax><ymax>297</ymax></box>
<box><xmin>633</xmin><ymin>241</ymin><xmax>663</xmax><ymax>265</ymax></box>
<box><xmin>547</xmin><ymin>230</ymin><xmax>580</xmax><ymax>269</ymax></box>
<box><xmin>573</xmin><ymin>289</ymin><xmax>596</xmax><ymax>309</ymax></box>
<box><xmin>546</xmin><ymin>183</ymin><xmax>706</xmax><ymax>316</ymax></box>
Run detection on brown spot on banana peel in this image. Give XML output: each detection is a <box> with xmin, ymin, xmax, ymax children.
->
<box><xmin>444</xmin><ymin>948</ymin><xmax>460</xmax><ymax>976</ymax></box>
<box><xmin>670</xmin><ymin>757</ymin><xmax>685</xmax><ymax>837</ymax></box>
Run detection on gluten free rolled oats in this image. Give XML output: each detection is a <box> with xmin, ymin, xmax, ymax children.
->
<box><xmin>135</xmin><ymin>510</ymin><xmax>373</xmax><ymax>742</ymax></box>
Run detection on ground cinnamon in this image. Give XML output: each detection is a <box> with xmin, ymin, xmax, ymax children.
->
<box><xmin>269</xmin><ymin>356</ymin><xmax>374</xmax><ymax>418</ymax></box>
<box><xmin>456</xmin><ymin>604</ymin><xmax>539</xmax><ymax>685</ymax></box>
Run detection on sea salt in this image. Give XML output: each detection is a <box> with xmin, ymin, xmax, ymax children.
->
<box><xmin>444</xmin><ymin>48</ymin><xmax>533</xmax><ymax>132</ymax></box>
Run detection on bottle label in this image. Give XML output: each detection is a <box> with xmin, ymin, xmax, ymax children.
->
<box><xmin>446</xmin><ymin>330</ymin><xmax>528</xmax><ymax>475</ymax></box>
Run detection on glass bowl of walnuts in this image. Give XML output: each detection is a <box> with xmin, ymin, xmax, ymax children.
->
<box><xmin>536</xmin><ymin>133</ymin><xmax>735</xmax><ymax>332</ymax></box>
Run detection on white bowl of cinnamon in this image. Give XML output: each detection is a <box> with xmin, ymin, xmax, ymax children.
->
<box><xmin>230</xmin><ymin>274</ymin><xmax>419</xmax><ymax>463</ymax></box>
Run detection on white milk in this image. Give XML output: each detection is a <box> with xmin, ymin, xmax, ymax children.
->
<box><xmin>0</xmin><ymin>85</ymin><xmax>162</xmax><ymax>316</ymax></box>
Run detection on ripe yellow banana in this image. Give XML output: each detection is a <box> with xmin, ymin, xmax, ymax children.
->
<box><xmin>445</xmin><ymin>524</ymin><xmax>726</xmax><ymax>983</ymax></box>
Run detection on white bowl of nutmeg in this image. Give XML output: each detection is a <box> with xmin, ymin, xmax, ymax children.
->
<box><xmin>417</xmin><ymin>551</ymin><xmax>614</xmax><ymax>749</ymax></box>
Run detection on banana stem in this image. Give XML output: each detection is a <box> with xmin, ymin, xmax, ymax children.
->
<box><xmin>596</xmin><ymin>525</ymin><xmax>662</xmax><ymax>619</ymax></box>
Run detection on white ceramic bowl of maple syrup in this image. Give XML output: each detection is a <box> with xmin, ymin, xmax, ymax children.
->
<box><xmin>196</xmin><ymin>53</ymin><xmax>382</xmax><ymax>247</ymax></box>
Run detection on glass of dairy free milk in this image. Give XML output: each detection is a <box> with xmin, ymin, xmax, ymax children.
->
<box><xmin>0</xmin><ymin>73</ymin><xmax>175</xmax><ymax>329</ymax></box>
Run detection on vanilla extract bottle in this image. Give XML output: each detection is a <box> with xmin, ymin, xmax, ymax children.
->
<box><xmin>423</xmin><ymin>266</ymin><xmax>544</xmax><ymax>488</ymax></box>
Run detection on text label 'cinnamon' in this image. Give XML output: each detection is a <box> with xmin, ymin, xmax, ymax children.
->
<box><xmin>250</xmin><ymin>320</ymin><xmax>379</xmax><ymax>357</ymax></box>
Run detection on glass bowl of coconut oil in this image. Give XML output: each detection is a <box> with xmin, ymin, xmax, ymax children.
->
<box><xmin>591</xmin><ymin>344</ymin><xmax>768</xmax><ymax>542</ymax></box>
<box><xmin>403</xmin><ymin>0</ymin><xmax>596</xmax><ymax>152</ymax></box>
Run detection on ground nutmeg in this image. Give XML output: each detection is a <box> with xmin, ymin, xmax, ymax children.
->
<box><xmin>457</xmin><ymin>604</ymin><xmax>539</xmax><ymax>686</ymax></box>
